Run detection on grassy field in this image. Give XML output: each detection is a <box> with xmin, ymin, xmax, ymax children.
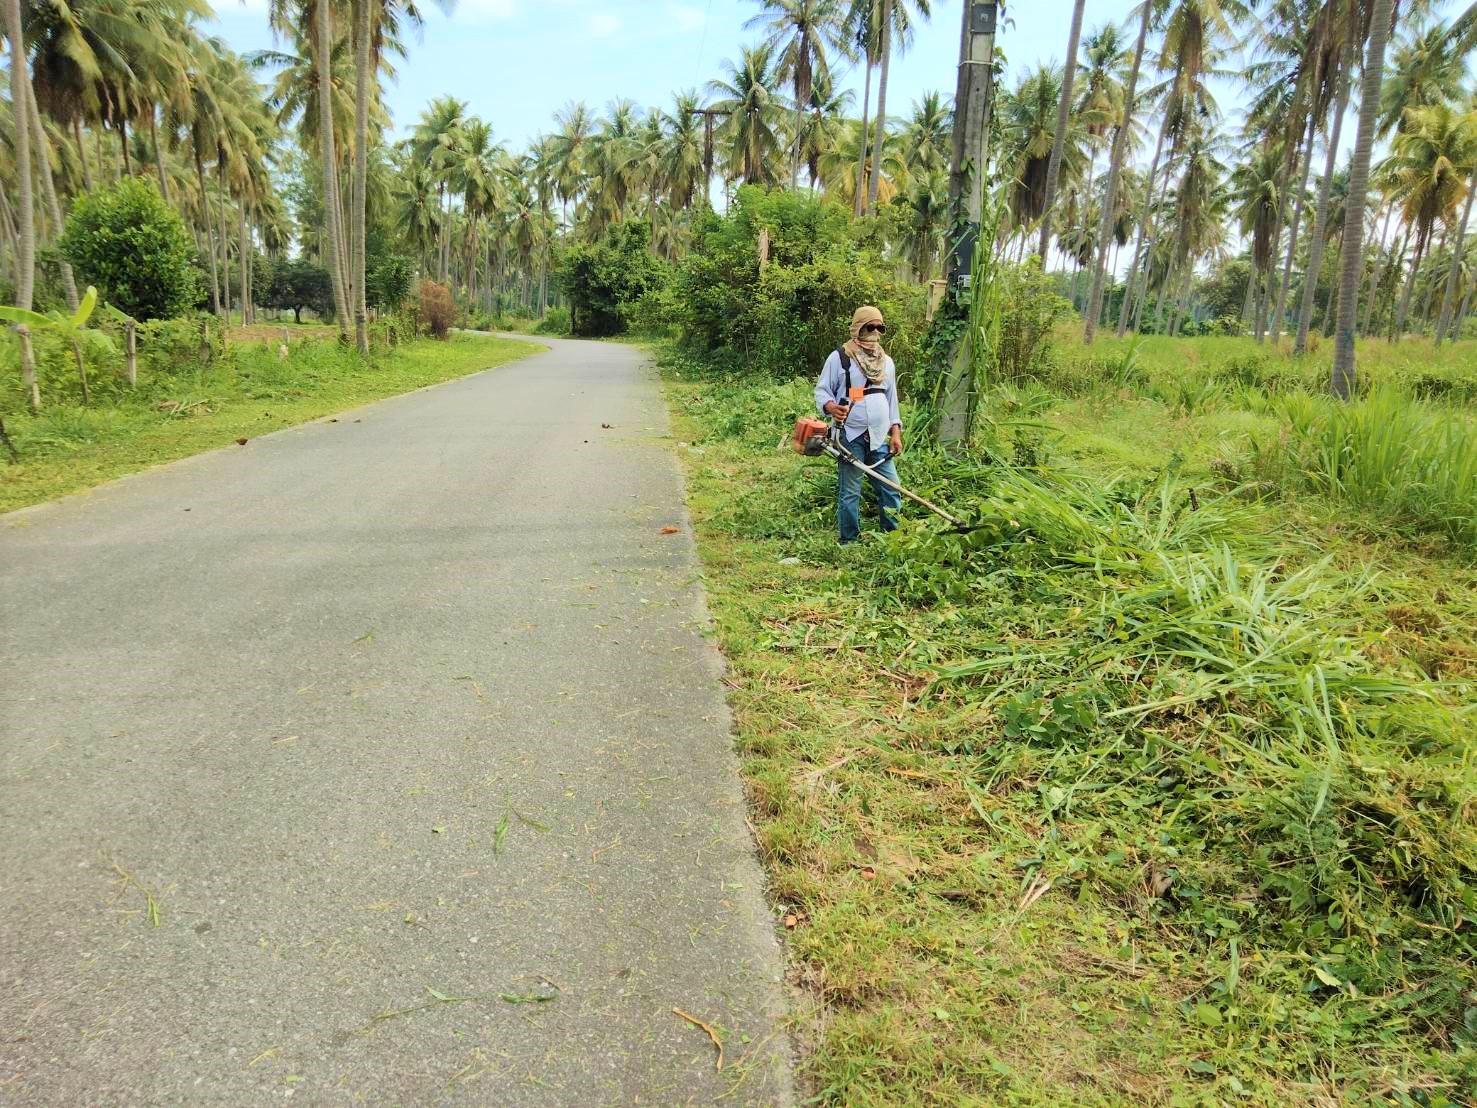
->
<box><xmin>661</xmin><ymin>333</ymin><xmax>1476</xmax><ymax>1106</ymax></box>
<box><xmin>0</xmin><ymin>331</ymin><xmax>540</xmax><ymax>513</ymax></box>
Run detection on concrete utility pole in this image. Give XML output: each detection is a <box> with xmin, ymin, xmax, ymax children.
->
<box><xmin>937</xmin><ymin>0</ymin><xmax>999</xmax><ymax>445</ymax></box>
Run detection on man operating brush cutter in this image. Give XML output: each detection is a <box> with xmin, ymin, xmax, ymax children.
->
<box><xmin>814</xmin><ymin>306</ymin><xmax>904</xmax><ymax>544</ymax></box>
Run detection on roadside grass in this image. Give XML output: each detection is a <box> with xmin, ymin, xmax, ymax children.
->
<box><xmin>659</xmin><ymin>339</ymin><xmax>1476</xmax><ymax>1106</ymax></box>
<box><xmin>0</xmin><ymin>332</ymin><xmax>540</xmax><ymax>513</ymax></box>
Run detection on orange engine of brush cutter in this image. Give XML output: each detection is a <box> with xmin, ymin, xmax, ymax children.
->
<box><xmin>791</xmin><ymin>417</ymin><xmax>830</xmax><ymax>456</ymax></box>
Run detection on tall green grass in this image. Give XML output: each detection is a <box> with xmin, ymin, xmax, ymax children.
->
<box><xmin>1253</xmin><ymin>388</ymin><xmax>1477</xmax><ymax>548</ymax></box>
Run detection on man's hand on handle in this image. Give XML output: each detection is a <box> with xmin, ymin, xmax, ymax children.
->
<box><xmin>825</xmin><ymin>401</ymin><xmax>851</xmax><ymax>421</ymax></box>
<box><xmin>889</xmin><ymin>426</ymin><xmax>903</xmax><ymax>458</ymax></box>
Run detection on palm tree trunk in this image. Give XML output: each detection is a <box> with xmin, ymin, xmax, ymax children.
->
<box><xmin>854</xmin><ymin>60</ymin><xmax>873</xmax><ymax>217</ymax></box>
<box><xmin>120</xmin><ymin>117</ymin><xmax>132</xmax><ymax>174</ymax></box>
<box><xmin>350</xmin><ymin>0</ymin><xmax>371</xmax><ymax>356</ymax></box>
<box><xmin>1332</xmin><ymin>0</ymin><xmax>1394</xmax><ymax>400</ymax></box>
<box><xmin>1270</xmin><ymin>118</ymin><xmax>1317</xmax><ymax>344</ymax></box>
<box><xmin>866</xmin><ymin>0</ymin><xmax>892</xmax><ymax>216</ymax></box>
<box><xmin>4</xmin><ymin>0</ymin><xmax>38</xmax><ymax>410</ymax></box>
<box><xmin>1131</xmin><ymin>166</ymin><xmax>1175</xmax><ymax>333</ymax></box>
<box><xmin>21</xmin><ymin>62</ymin><xmax>79</xmax><ymax>311</ymax></box>
<box><xmin>1369</xmin><ymin>222</ymin><xmax>1408</xmax><ymax>336</ymax></box>
<box><xmin>1418</xmin><ymin>221</ymin><xmax>1449</xmax><ymax>330</ymax></box>
<box><xmin>1118</xmin><ymin>116</ymin><xmax>1168</xmax><ymax>336</ymax></box>
<box><xmin>1452</xmin><ymin>273</ymin><xmax>1477</xmax><ymax>344</ymax></box>
<box><xmin>218</xmin><ymin>176</ymin><xmax>233</xmax><ymax>322</ymax></box>
<box><xmin>314</xmin><ymin>0</ymin><xmax>352</xmax><ymax>338</ymax></box>
<box><xmin>238</xmin><ymin>204</ymin><xmax>252</xmax><ymax>326</ymax></box>
<box><xmin>1391</xmin><ymin>228</ymin><xmax>1427</xmax><ymax>340</ymax></box>
<box><xmin>1294</xmin><ymin>38</ymin><xmax>1352</xmax><ymax>354</ymax></box>
<box><xmin>1359</xmin><ymin>207</ymin><xmax>1396</xmax><ymax>334</ymax></box>
<box><xmin>197</xmin><ymin>151</ymin><xmax>221</xmax><ymax>316</ymax></box>
<box><xmin>1037</xmin><ymin>0</ymin><xmax>1086</xmax><ymax>259</ymax></box>
<box><xmin>1434</xmin><ymin>177</ymin><xmax>1476</xmax><ymax>343</ymax></box>
<box><xmin>1241</xmin><ymin>262</ymin><xmax>1257</xmax><ymax>329</ymax></box>
<box><xmin>149</xmin><ymin>110</ymin><xmax>170</xmax><ymax>203</ymax></box>
<box><xmin>73</xmin><ymin>118</ymin><xmax>95</xmax><ymax>193</ymax></box>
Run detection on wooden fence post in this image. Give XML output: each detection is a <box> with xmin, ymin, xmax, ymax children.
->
<box><xmin>125</xmin><ymin>319</ymin><xmax>137</xmax><ymax>386</ymax></box>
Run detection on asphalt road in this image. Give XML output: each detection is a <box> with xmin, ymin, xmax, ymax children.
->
<box><xmin>0</xmin><ymin>335</ymin><xmax>794</xmax><ymax>1105</ymax></box>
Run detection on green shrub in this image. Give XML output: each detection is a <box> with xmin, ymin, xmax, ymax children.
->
<box><xmin>59</xmin><ymin>177</ymin><xmax>201</xmax><ymax>320</ymax></box>
<box><xmin>995</xmin><ymin>261</ymin><xmax>1073</xmax><ymax>383</ymax></box>
<box><xmin>534</xmin><ymin>306</ymin><xmax>570</xmax><ymax>335</ymax></box>
<box><xmin>667</xmin><ymin>187</ymin><xmax>927</xmax><ymax>382</ymax></box>
<box><xmin>365</xmin><ymin>253</ymin><xmax>414</xmax><ymax>311</ymax></box>
<box><xmin>554</xmin><ymin>221</ymin><xmax>668</xmax><ymax>336</ymax></box>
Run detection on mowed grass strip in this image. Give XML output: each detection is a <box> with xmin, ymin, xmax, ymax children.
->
<box><xmin>660</xmin><ymin>342</ymin><xmax>1475</xmax><ymax>1107</ymax></box>
<box><xmin>1</xmin><ymin>333</ymin><xmax>541</xmax><ymax>513</ymax></box>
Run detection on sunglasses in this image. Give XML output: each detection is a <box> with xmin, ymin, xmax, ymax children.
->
<box><xmin>861</xmin><ymin>323</ymin><xmax>886</xmax><ymax>335</ymax></box>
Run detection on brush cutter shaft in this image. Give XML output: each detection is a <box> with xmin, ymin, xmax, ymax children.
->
<box><xmin>825</xmin><ymin>441</ymin><xmax>965</xmax><ymax>528</ymax></box>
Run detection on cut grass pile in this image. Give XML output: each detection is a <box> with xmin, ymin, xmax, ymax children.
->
<box><xmin>0</xmin><ymin>331</ymin><xmax>540</xmax><ymax>512</ymax></box>
<box><xmin>660</xmin><ymin>339</ymin><xmax>1476</xmax><ymax>1105</ymax></box>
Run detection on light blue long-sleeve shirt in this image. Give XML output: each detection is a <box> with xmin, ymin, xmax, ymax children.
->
<box><xmin>814</xmin><ymin>349</ymin><xmax>901</xmax><ymax>439</ymax></box>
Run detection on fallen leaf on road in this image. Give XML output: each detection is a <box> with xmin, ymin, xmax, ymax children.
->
<box><xmin>601</xmin><ymin>423</ymin><xmax>612</xmax><ymax>429</ymax></box>
<box><xmin>500</xmin><ymin>992</ymin><xmax>556</xmax><ymax>1005</ymax></box>
<box><xmin>659</xmin><ymin>526</ymin><xmax>679</xmax><ymax>535</ymax></box>
<box><xmin>235</xmin><ymin>437</ymin><xmax>248</xmax><ymax>446</ymax></box>
<box><xmin>431</xmin><ymin>826</ymin><xmax>446</xmax><ymax>834</ymax></box>
<box><xmin>673</xmin><ymin>1008</ymin><xmax>723</xmax><ymax>1070</ymax></box>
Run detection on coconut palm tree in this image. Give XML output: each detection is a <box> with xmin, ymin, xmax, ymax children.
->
<box><xmin>663</xmin><ymin>92</ymin><xmax>708</xmax><ymax>210</ymax></box>
<box><xmin>1379</xmin><ymin>23</ymin><xmax>1464</xmax><ymax>138</ymax></box>
<box><xmin>747</xmin><ymin>0</ymin><xmax>849</xmax><ymax>187</ymax></box>
<box><xmin>1085</xmin><ymin>0</ymin><xmax>1153</xmax><ymax>342</ymax></box>
<box><xmin>897</xmin><ymin>168</ymin><xmax>948</xmax><ymax>278</ymax></box>
<box><xmin>854</xmin><ymin>0</ymin><xmax>930</xmax><ymax>215</ymax></box>
<box><xmin>899</xmin><ymin>90</ymin><xmax>951</xmax><ymax>177</ymax></box>
<box><xmin>412</xmin><ymin>95</ymin><xmax>468</xmax><ymax>281</ymax></box>
<box><xmin>708</xmin><ymin>46</ymin><xmax>786</xmax><ymax>187</ymax></box>
<box><xmin>1434</xmin><ymin>95</ymin><xmax>1477</xmax><ymax>343</ymax></box>
<box><xmin>584</xmin><ymin>99</ymin><xmax>643</xmax><ymax>233</ymax></box>
<box><xmin>5</xmin><ymin>0</ymin><xmax>38</xmax><ymax>407</ymax></box>
<box><xmin>1384</xmin><ymin>102</ymin><xmax>1472</xmax><ymax>338</ymax></box>
<box><xmin>550</xmin><ymin>101</ymin><xmax>593</xmax><ymax>226</ymax></box>
<box><xmin>1037</xmin><ymin>0</ymin><xmax>1086</xmax><ymax>259</ymax></box>
<box><xmin>1119</xmin><ymin>0</ymin><xmax>1244</xmax><ymax>336</ymax></box>
<box><xmin>797</xmin><ymin>72</ymin><xmax>852</xmax><ymax>188</ymax></box>
<box><xmin>1331</xmin><ymin>0</ymin><xmax>1395</xmax><ymax>398</ymax></box>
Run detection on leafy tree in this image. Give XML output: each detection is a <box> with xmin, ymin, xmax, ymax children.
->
<box><xmin>59</xmin><ymin>176</ymin><xmax>200</xmax><ymax>320</ymax></box>
<box><xmin>554</xmin><ymin>221</ymin><xmax>668</xmax><ymax>337</ymax></box>
<box><xmin>262</xmin><ymin>258</ymin><xmax>333</xmax><ymax>323</ymax></box>
<box><xmin>366</xmin><ymin>253</ymin><xmax>415</xmax><ymax>311</ymax></box>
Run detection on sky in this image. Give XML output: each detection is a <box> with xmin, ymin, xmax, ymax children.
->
<box><xmin>212</xmin><ymin>0</ymin><xmax>1173</xmax><ymax>149</ymax></box>
<box><xmin>210</xmin><ymin>0</ymin><xmax>1468</xmax><ymax>151</ymax></box>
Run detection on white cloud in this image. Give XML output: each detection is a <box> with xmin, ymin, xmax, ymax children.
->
<box><xmin>588</xmin><ymin>12</ymin><xmax>622</xmax><ymax>36</ymax></box>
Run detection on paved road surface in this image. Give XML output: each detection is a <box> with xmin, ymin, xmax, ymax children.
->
<box><xmin>0</xmin><ymin>336</ymin><xmax>794</xmax><ymax>1105</ymax></box>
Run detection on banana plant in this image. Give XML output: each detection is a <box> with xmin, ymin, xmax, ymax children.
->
<box><xmin>0</xmin><ymin>287</ymin><xmax>116</xmax><ymax>404</ymax></box>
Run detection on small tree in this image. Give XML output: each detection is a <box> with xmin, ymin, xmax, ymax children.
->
<box><xmin>262</xmin><ymin>259</ymin><xmax>334</xmax><ymax>324</ymax></box>
<box><xmin>555</xmin><ymin>221</ymin><xmax>668</xmax><ymax>336</ymax></box>
<box><xmin>59</xmin><ymin>178</ymin><xmax>201</xmax><ymax>321</ymax></box>
<box><xmin>366</xmin><ymin>254</ymin><xmax>414</xmax><ymax>311</ymax></box>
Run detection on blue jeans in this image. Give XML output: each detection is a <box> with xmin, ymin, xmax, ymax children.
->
<box><xmin>837</xmin><ymin>433</ymin><xmax>901</xmax><ymax>544</ymax></box>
